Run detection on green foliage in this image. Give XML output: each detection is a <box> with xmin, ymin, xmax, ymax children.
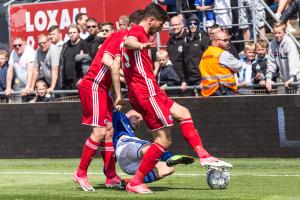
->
<box><xmin>0</xmin><ymin>158</ymin><xmax>300</xmax><ymax>200</ymax></box>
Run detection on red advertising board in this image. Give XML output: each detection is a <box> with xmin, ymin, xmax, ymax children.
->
<box><xmin>9</xmin><ymin>0</ymin><xmax>153</xmax><ymax>49</ymax></box>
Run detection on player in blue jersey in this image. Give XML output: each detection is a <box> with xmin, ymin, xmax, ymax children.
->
<box><xmin>113</xmin><ymin>110</ymin><xmax>195</xmax><ymax>184</ymax></box>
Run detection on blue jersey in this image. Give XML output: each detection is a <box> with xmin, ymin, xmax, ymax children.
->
<box><xmin>194</xmin><ymin>0</ymin><xmax>215</xmax><ymax>25</ymax></box>
<box><xmin>113</xmin><ymin>111</ymin><xmax>174</xmax><ymax>164</ymax></box>
<box><xmin>112</xmin><ymin>111</ymin><xmax>137</xmax><ymax>150</ymax></box>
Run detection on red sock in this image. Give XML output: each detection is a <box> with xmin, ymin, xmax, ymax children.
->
<box><xmin>180</xmin><ymin>118</ymin><xmax>211</xmax><ymax>158</ymax></box>
<box><xmin>77</xmin><ymin>137</ymin><xmax>99</xmax><ymax>177</ymax></box>
<box><xmin>100</xmin><ymin>142</ymin><xmax>117</xmax><ymax>179</ymax></box>
<box><xmin>130</xmin><ymin>143</ymin><xmax>165</xmax><ymax>186</ymax></box>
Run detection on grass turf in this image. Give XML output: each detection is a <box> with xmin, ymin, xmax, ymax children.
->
<box><xmin>0</xmin><ymin>158</ymin><xmax>300</xmax><ymax>200</ymax></box>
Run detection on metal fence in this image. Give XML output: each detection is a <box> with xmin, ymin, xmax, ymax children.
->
<box><xmin>0</xmin><ymin>83</ymin><xmax>299</xmax><ymax>103</ymax></box>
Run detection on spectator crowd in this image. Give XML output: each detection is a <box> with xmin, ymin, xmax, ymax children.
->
<box><xmin>1</xmin><ymin>0</ymin><xmax>300</xmax><ymax>101</ymax></box>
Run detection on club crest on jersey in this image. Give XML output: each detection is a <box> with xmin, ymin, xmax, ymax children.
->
<box><xmin>104</xmin><ymin>119</ymin><xmax>109</xmax><ymax>125</ymax></box>
<box><xmin>169</xmin><ymin>115</ymin><xmax>173</xmax><ymax>121</ymax></box>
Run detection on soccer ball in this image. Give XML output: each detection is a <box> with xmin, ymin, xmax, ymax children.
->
<box><xmin>206</xmin><ymin>169</ymin><xmax>230</xmax><ymax>189</ymax></box>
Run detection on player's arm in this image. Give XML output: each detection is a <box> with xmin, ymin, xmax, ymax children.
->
<box><xmin>102</xmin><ymin>52</ymin><xmax>114</xmax><ymax>68</ymax></box>
<box><xmin>102</xmin><ymin>53</ymin><xmax>123</xmax><ymax>110</ymax></box>
<box><xmin>111</xmin><ymin>56</ymin><xmax>123</xmax><ymax>110</ymax></box>
<box><xmin>124</xmin><ymin>36</ymin><xmax>155</xmax><ymax>50</ymax></box>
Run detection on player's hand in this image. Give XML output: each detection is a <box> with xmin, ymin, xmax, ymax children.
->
<box><xmin>114</xmin><ymin>96</ymin><xmax>124</xmax><ymax>111</ymax></box>
<box><xmin>140</xmin><ymin>42</ymin><xmax>155</xmax><ymax>50</ymax></box>
<box><xmin>266</xmin><ymin>80</ymin><xmax>273</xmax><ymax>92</ymax></box>
<box><xmin>284</xmin><ymin>80</ymin><xmax>293</xmax><ymax>88</ymax></box>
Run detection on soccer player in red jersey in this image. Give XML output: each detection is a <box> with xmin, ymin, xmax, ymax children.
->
<box><xmin>122</xmin><ymin>3</ymin><xmax>232</xmax><ymax>194</ymax></box>
<box><xmin>73</xmin><ymin>10</ymin><xmax>144</xmax><ymax>192</ymax></box>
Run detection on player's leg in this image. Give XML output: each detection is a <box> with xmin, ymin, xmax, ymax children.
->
<box><xmin>141</xmin><ymin>143</ymin><xmax>194</xmax><ymax>168</ymax></box>
<box><xmin>73</xmin><ymin>87</ymin><xmax>108</xmax><ymax>191</ymax></box>
<box><xmin>100</xmin><ymin>122</ymin><xmax>122</xmax><ymax>188</ymax></box>
<box><xmin>126</xmin><ymin>128</ymin><xmax>172</xmax><ymax>194</ymax></box>
<box><xmin>74</xmin><ymin>126</ymin><xmax>106</xmax><ymax>192</ymax></box>
<box><xmin>144</xmin><ymin>162</ymin><xmax>174</xmax><ymax>183</ymax></box>
<box><xmin>126</xmin><ymin>92</ymin><xmax>174</xmax><ymax>193</ymax></box>
<box><xmin>165</xmin><ymin>154</ymin><xmax>195</xmax><ymax>167</ymax></box>
<box><xmin>170</xmin><ymin>102</ymin><xmax>232</xmax><ymax>169</ymax></box>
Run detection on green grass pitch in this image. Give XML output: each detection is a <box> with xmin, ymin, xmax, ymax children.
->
<box><xmin>0</xmin><ymin>158</ymin><xmax>300</xmax><ymax>200</ymax></box>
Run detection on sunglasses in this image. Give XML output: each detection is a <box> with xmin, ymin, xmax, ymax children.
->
<box><xmin>101</xmin><ymin>29</ymin><xmax>111</xmax><ymax>33</ymax></box>
<box><xmin>189</xmin><ymin>22</ymin><xmax>198</xmax><ymax>27</ymax></box>
<box><xmin>87</xmin><ymin>25</ymin><xmax>97</xmax><ymax>29</ymax></box>
<box><xmin>13</xmin><ymin>44</ymin><xmax>22</xmax><ymax>48</ymax></box>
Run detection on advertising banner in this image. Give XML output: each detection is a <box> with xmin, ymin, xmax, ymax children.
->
<box><xmin>9</xmin><ymin>0</ymin><xmax>152</xmax><ymax>49</ymax></box>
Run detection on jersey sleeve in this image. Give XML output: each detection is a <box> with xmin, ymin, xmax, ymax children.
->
<box><xmin>127</xmin><ymin>26</ymin><xmax>144</xmax><ymax>43</ymax></box>
<box><xmin>104</xmin><ymin>36</ymin><xmax>122</xmax><ymax>57</ymax></box>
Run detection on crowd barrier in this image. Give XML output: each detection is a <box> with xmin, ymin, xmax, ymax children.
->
<box><xmin>0</xmin><ymin>83</ymin><xmax>299</xmax><ymax>103</ymax></box>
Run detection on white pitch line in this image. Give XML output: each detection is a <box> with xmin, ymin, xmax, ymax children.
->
<box><xmin>0</xmin><ymin>171</ymin><xmax>300</xmax><ymax>177</ymax></box>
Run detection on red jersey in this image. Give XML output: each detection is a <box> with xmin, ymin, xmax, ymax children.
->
<box><xmin>122</xmin><ymin>25</ymin><xmax>161</xmax><ymax>98</ymax></box>
<box><xmin>80</xmin><ymin>30</ymin><xmax>127</xmax><ymax>91</ymax></box>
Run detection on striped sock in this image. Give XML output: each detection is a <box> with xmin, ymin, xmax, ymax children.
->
<box><xmin>160</xmin><ymin>151</ymin><xmax>174</xmax><ymax>161</ymax></box>
<box><xmin>144</xmin><ymin>170</ymin><xmax>158</xmax><ymax>183</ymax></box>
<box><xmin>130</xmin><ymin>143</ymin><xmax>165</xmax><ymax>186</ymax></box>
<box><xmin>77</xmin><ymin>137</ymin><xmax>99</xmax><ymax>177</ymax></box>
<box><xmin>100</xmin><ymin>142</ymin><xmax>117</xmax><ymax>179</ymax></box>
<box><xmin>180</xmin><ymin>118</ymin><xmax>210</xmax><ymax>158</ymax></box>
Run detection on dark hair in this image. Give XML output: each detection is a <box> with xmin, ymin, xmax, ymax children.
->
<box><xmin>210</xmin><ymin>23</ymin><xmax>220</xmax><ymax>29</ymax></box>
<box><xmin>75</xmin><ymin>13</ymin><xmax>88</xmax><ymax>23</ymax></box>
<box><xmin>48</xmin><ymin>25</ymin><xmax>60</xmax><ymax>33</ymax></box>
<box><xmin>143</xmin><ymin>3</ymin><xmax>169</xmax><ymax>23</ymax></box>
<box><xmin>100</xmin><ymin>22</ymin><xmax>114</xmax><ymax>29</ymax></box>
<box><xmin>129</xmin><ymin>9</ymin><xmax>145</xmax><ymax>24</ymax></box>
<box><xmin>86</xmin><ymin>18</ymin><xmax>97</xmax><ymax>23</ymax></box>
<box><xmin>68</xmin><ymin>24</ymin><xmax>80</xmax><ymax>33</ymax></box>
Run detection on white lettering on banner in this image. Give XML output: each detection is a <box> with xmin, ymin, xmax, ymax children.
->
<box><xmin>25</xmin><ymin>12</ymin><xmax>34</xmax><ymax>32</ymax></box>
<box><xmin>25</xmin><ymin>7</ymin><xmax>87</xmax><ymax>32</ymax></box>
<box><xmin>277</xmin><ymin>107</ymin><xmax>300</xmax><ymax>147</ymax></box>
<box><xmin>35</xmin><ymin>11</ymin><xmax>47</xmax><ymax>31</ymax></box>
<box><xmin>60</xmin><ymin>9</ymin><xmax>72</xmax><ymax>29</ymax></box>
<box><xmin>47</xmin><ymin>10</ymin><xmax>59</xmax><ymax>28</ymax></box>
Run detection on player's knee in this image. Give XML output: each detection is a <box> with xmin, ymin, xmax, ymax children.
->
<box><xmin>180</xmin><ymin>107</ymin><xmax>191</xmax><ymax>120</ymax></box>
<box><xmin>174</xmin><ymin>106</ymin><xmax>191</xmax><ymax>121</ymax></box>
<box><xmin>91</xmin><ymin>127</ymin><xmax>106</xmax><ymax>142</ymax></box>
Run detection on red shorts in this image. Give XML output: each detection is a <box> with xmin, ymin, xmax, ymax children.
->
<box><xmin>128</xmin><ymin>91</ymin><xmax>174</xmax><ymax>131</ymax></box>
<box><xmin>79</xmin><ymin>86</ymin><xmax>112</xmax><ymax>127</ymax></box>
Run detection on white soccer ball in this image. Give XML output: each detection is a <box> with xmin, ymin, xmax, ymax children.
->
<box><xmin>206</xmin><ymin>169</ymin><xmax>230</xmax><ymax>189</ymax></box>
